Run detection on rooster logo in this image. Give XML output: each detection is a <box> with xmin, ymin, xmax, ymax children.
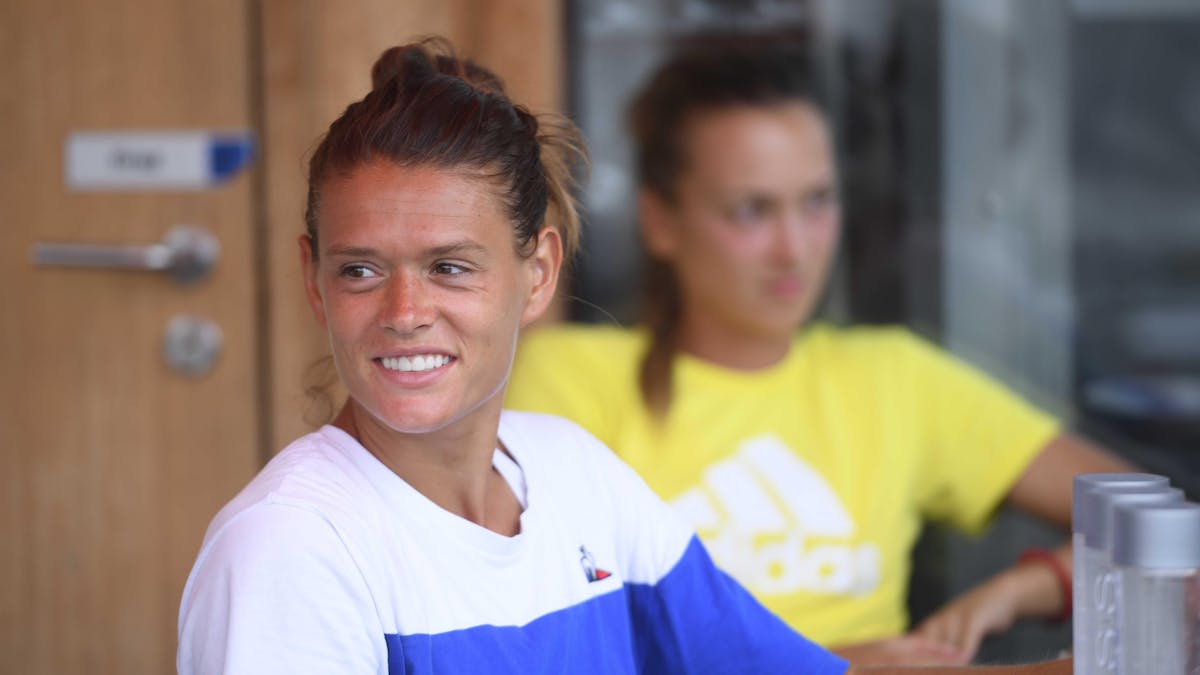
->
<box><xmin>579</xmin><ymin>545</ymin><xmax>612</xmax><ymax>583</ymax></box>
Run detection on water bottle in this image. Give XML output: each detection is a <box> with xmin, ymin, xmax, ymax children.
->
<box><xmin>1084</xmin><ymin>486</ymin><xmax>1183</xmax><ymax>675</ymax></box>
<box><xmin>1112</xmin><ymin>502</ymin><xmax>1200</xmax><ymax>675</ymax></box>
<box><xmin>1072</xmin><ymin>474</ymin><xmax>1171</xmax><ymax>675</ymax></box>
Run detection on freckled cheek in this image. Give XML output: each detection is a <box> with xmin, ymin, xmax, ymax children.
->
<box><xmin>446</xmin><ymin>299</ymin><xmax>516</xmax><ymax>348</ymax></box>
<box><xmin>322</xmin><ymin>302</ymin><xmax>376</xmax><ymax>349</ymax></box>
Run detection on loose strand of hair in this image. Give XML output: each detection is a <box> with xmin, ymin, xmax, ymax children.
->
<box><xmin>535</xmin><ymin>112</ymin><xmax>588</xmax><ymax>263</ymax></box>
<box><xmin>638</xmin><ymin>259</ymin><xmax>682</xmax><ymax>420</ymax></box>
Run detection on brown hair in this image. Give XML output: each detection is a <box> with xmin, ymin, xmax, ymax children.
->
<box><xmin>627</xmin><ymin>41</ymin><xmax>823</xmax><ymax>417</ymax></box>
<box><xmin>305</xmin><ymin>37</ymin><xmax>584</xmax><ymax>263</ymax></box>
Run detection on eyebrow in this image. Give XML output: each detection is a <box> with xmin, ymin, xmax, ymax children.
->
<box><xmin>426</xmin><ymin>241</ymin><xmax>488</xmax><ymax>257</ymax></box>
<box><xmin>324</xmin><ymin>240</ymin><xmax>488</xmax><ymax>258</ymax></box>
<box><xmin>325</xmin><ymin>245</ymin><xmax>378</xmax><ymax>258</ymax></box>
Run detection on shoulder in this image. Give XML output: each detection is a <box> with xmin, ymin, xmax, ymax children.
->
<box><xmin>191</xmin><ymin>499</ymin><xmax>351</xmax><ymax>585</ymax></box>
<box><xmin>499</xmin><ymin>409</ymin><xmax>611</xmax><ymax>461</ymax></box>
<box><xmin>178</xmin><ymin>434</ymin><xmax>387</xmax><ymax>673</ymax></box>
<box><xmin>194</xmin><ymin>428</ymin><xmax>386</xmax><ymax>577</ymax></box>
<box><xmin>799</xmin><ymin>322</ymin><xmax>953</xmax><ymax>375</ymax></box>
<box><xmin>518</xmin><ymin>324</ymin><xmax>646</xmax><ymax>363</ymax></box>
<box><xmin>803</xmin><ymin>321</ymin><xmax>933</xmax><ymax>356</ymax></box>
<box><xmin>507</xmin><ymin>326</ymin><xmax>646</xmax><ymax>422</ymax></box>
<box><xmin>499</xmin><ymin>410</ymin><xmax>644</xmax><ymax>490</ymax></box>
<box><xmin>209</xmin><ymin>429</ymin><xmax>370</xmax><ymax>530</ymax></box>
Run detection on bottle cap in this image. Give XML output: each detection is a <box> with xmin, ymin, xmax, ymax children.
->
<box><xmin>1113</xmin><ymin>502</ymin><xmax>1200</xmax><ymax>569</ymax></box>
<box><xmin>1083</xmin><ymin>486</ymin><xmax>1183</xmax><ymax>551</ymax></box>
<box><xmin>1072</xmin><ymin>473</ymin><xmax>1169</xmax><ymax>535</ymax></box>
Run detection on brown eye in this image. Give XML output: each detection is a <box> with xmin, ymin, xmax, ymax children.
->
<box><xmin>730</xmin><ymin>198</ymin><xmax>771</xmax><ymax>226</ymax></box>
<box><xmin>432</xmin><ymin>262</ymin><xmax>468</xmax><ymax>276</ymax></box>
<box><xmin>341</xmin><ymin>264</ymin><xmax>378</xmax><ymax>279</ymax></box>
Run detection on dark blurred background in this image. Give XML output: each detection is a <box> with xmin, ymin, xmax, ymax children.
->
<box><xmin>561</xmin><ymin>0</ymin><xmax>1200</xmax><ymax>663</ymax></box>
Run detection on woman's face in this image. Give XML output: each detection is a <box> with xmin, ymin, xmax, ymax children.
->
<box><xmin>643</xmin><ymin>102</ymin><xmax>841</xmax><ymax>346</ymax></box>
<box><xmin>301</xmin><ymin>162</ymin><xmax>559</xmax><ymax>435</ymax></box>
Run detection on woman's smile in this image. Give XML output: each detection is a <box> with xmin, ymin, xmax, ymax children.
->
<box><xmin>373</xmin><ymin>351</ymin><xmax>458</xmax><ymax>387</ymax></box>
<box><xmin>377</xmin><ymin>353</ymin><xmax>454</xmax><ymax>373</ymax></box>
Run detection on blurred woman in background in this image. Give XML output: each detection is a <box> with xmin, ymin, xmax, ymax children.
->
<box><xmin>506</xmin><ymin>42</ymin><xmax>1131</xmax><ymax>667</ymax></box>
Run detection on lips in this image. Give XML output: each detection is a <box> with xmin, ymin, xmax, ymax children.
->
<box><xmin>768</xmin><ymin>276</ymin><xmax>805</xmax><ymax>296</ymax></box>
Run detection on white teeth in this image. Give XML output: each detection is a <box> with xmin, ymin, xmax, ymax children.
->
<box><xmin>381</xmin><ymin>354</ymin><xmax>448</xmax><ymax>373</ymax></box>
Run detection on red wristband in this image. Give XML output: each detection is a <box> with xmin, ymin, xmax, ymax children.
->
<box><xmin>1017</xmin><ymin>547</ymin><xmax>1072</xmax><ymax>623</ymax></box>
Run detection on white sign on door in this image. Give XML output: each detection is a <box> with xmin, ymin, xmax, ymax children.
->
<box><xmin>65</xmin><ymin>130</ymin><xmax>255</xmax><ymax>191</ymax></box>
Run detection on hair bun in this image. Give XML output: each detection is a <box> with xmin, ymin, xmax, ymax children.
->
<box><xmin>371</xmin><ymin>39</ymin><xmax>511</xmax><ymax>99</ymax></box>
<box><xmin>371</xmin><ymin>45</ymin><xmax>424</xmax><ymax>91</ymax></box>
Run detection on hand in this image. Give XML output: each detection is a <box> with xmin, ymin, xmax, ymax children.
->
<box><xmin>910</xmin><ymin>574</ymin><xmax>1022</xmax><ymax>662</ymax></box>
<box><xmin>832</xmin><ymin>635</ymin><xmax>971</xmax><ymax>667</ymax></box>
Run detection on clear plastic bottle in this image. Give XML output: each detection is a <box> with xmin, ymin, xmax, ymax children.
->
<box><xmin>1084</xmin><ymin>486</ymin><xmax>1183</xmax><ymax>675</ymax></box>
<box><xmin>1072</xmin><ymin>474</ymin><xmax>1171</xmax><ymax>675</ymax></box>
<box><xmin>1113</xmin><ymin>502</ymin><xmax>1200</xmax><ymax>675</ymax></box>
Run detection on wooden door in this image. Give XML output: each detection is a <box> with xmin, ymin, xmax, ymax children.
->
<box><xmin>0</xmin><ymin>1</ymin><xmax>260</xmax><ymax>673</ymax></box>
<box><xmin>0</xmin><ymin>1</ymin><xmax>563</xmax><ymax>672</ymax></box>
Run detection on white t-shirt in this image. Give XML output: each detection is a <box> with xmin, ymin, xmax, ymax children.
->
<box><xmin>177</xmin><ymin>410</ymin><xmax>847</xmax><ymax>675</ymax></box>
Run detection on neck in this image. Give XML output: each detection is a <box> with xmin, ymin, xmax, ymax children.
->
<box><xmin>675</xmin><ymin>309</ymin><xmax>795</xmax><ymax>371</ymax></box>
<box><xmin>334</xmin><ymin>398</ymin><xmax>520</xmax><ymax>535</ymax></box>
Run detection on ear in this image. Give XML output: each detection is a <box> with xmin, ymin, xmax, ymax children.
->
<box><xmin>520</xmin><ymin>226</ymin><xmax>563</xmax><ymax>327</ymax></box>
<box><xmin>638</xmin><ymin>188</ymin><xmax>679</xmax><ymax>260</ymax></box>
<box><xmin>298</xmin><ymin>234</ymin><xmax>328</xmax><ymax>328</ymax></box>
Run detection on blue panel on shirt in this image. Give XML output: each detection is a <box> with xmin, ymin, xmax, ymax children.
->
<box><xmin>626</xmin><ymin>537</ymin><xmax>848</xmax><ymax>674</ymax></box>
<box><xmin>385</xmin><ymin>537</ymin><xmax>847</xmax><ymax>675</ymax></box>
<box><xmin>385</xmin><ymin>589</ymin><xmax>638</xmax><ymax>674</ymax></box>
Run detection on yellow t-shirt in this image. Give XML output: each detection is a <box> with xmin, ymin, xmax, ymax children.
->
<box><xmin>505</xmin><ymin>323</ymin><xmax>1059</xmax><ymax>646</ymax></box>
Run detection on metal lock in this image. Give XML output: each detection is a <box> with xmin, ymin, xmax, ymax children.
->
<box><xmin>163</xmin><ymin>314</ymin><xmax>223</xmax><ymax>376</ymax></box>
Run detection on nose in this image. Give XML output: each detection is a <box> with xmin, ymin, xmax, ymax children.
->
<box><xmin>380</xmin><ymin>271</ymin><xmax>434</xmax><ymax>335</ymax></box>
<box><xmin>771</xmin><ymin>214</ymin><xmax>807</xmax><ymax>264</ymax></box>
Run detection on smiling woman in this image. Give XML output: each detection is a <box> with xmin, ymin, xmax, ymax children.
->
<box><xmin>301</xmin><ymin>163</ymin><xmax>548</xmax><ymax>441</ymax></box>
<box><xmin>174</xmin><ymin>38</ymin><xmax>850</xmax><ymax>675</ymax></box>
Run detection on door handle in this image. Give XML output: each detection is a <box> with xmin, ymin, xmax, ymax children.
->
<box><xmin>31</xmin><ymin>225</ymin><xmax>219</xmax><ymax>284</ymax></box>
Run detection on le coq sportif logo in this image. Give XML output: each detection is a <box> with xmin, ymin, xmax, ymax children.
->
<box><xmin>579</xmin><ymin>545</ymin><xmax>613</xmax><ymax>583</ymax></box>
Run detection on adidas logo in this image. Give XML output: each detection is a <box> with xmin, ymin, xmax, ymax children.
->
<box><xmin>579</xmin><ymin>545</ymin><xmax>612</xmax><ymax>583</ymax></box>
<box><xmin>670</xmin><ymin>434</ymin><xmax>880</xmax><ymax>596</ymax></box>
